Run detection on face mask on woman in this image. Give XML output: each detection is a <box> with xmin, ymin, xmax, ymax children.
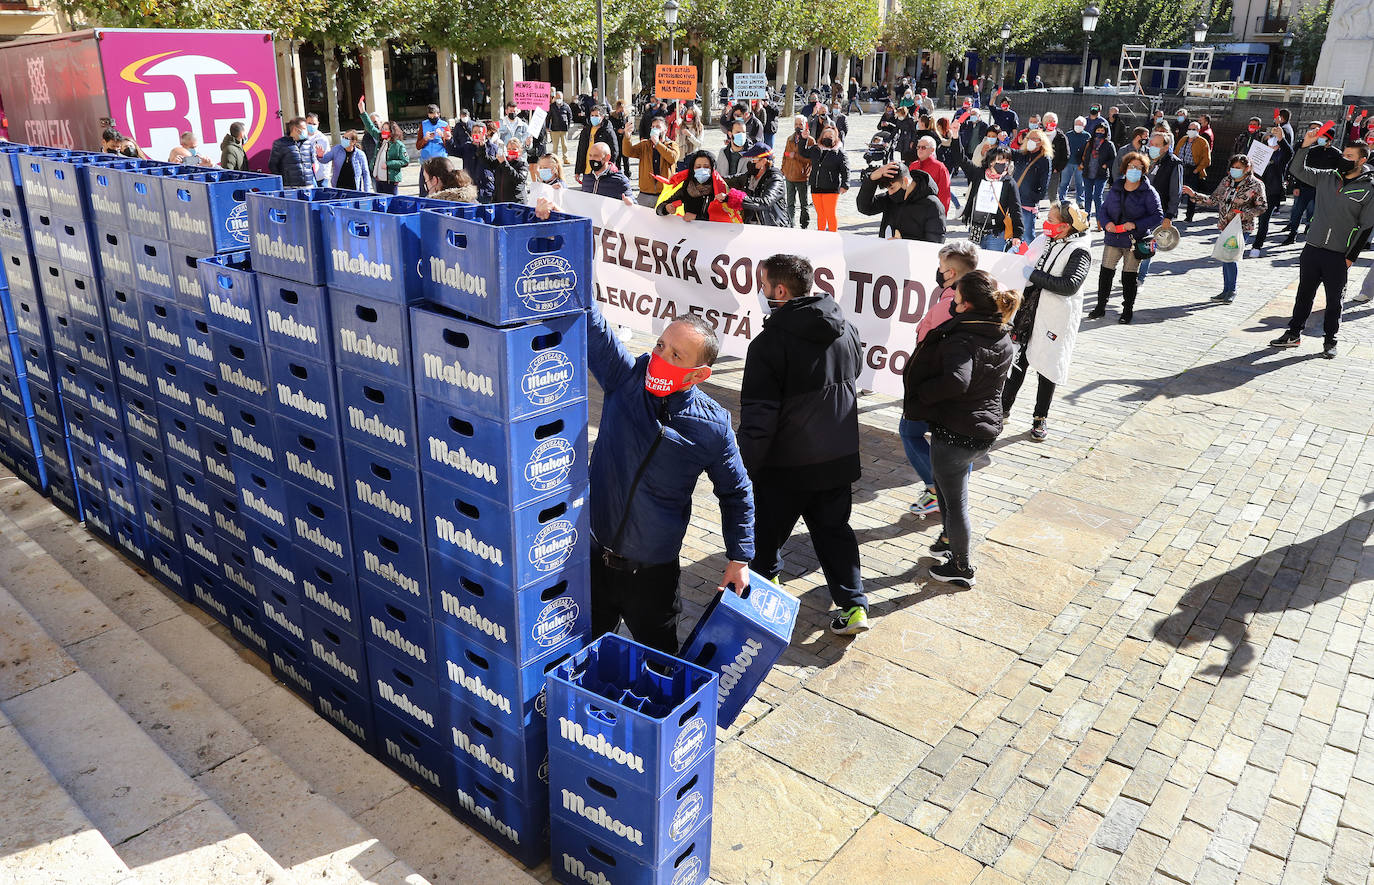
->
<box><xmin>1268</xmin><ymin>137</ymin><xmax>1279</xmax><ymax>147</ymax></box>
<box><xmin>820</xmin><ymin>137</ymin><xmax>835</xmax><ymax>148</ymax></box>
<box><xmin>1025</xmin><ymin>140</ymin><xmax>1040</xmax><ymax>152</ymax></box>
<box><xmin>1147</xmin><ymin>145</ymin><xmax>1161</xmax><ymax>159</ymax></box>
<box><xmin>538</xmin><ymin>167</ymin><xmax>555</xmax><ymax>182</ymax></box>
<box><xmin>693</xmin><ymin>167</ymin><xmax>711</xmax><ymax>183</ymax></box>
<box><xmin>589</xmin><ymin>115</ymin><xmax>603</xmax><ymax>127</ymax></box>
<box><xmin>1229</xmin><ymin>167</ymin><xmax>1245</xmax><ymax>179</ymax></box>
<box><xmin>1043</xmin><ymin>221</ymin><xmax>1070</xmax><ymax>238</ymax></box>
<box><xmin>1074</xmin><ymin>124</ymin><xmax>1084</xmax><ymax>134</ymax></box>
<box><xmin>1125</xmin><ymin>168</ymin><xmax>1143</xmax><ymax>183</ymax></box>
<box><xmin>984</xmin><ymin>135</ymin><xmax>996</xmax><ymax>146</ymax></box>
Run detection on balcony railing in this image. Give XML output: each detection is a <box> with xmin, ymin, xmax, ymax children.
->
<box><xmin>1255</xmin><ymin>14</ymin><xmax>1289</xmax><ymax>33</ymax></box>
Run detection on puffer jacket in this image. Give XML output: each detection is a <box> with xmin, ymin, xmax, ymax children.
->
<box><xmin>267</xmin><ymin>135</ymin><xmax>313</xmax><ymax>187</ymax></box>
<box><xmin>902</xmin><ymin>310</ymin><xmax>1015</xmax><ymax>443</ymax></box>
<box><xmin>586</xmin><ymin>306</ymin><xmax>754</xmax><ymax>564</ymax></box>
<box><xmin>1098</xmin><ymin>179</ymin><xmax>1164</xmax><ymax>247</ymax></box>
<box><xmin>219</xmin><ymin>134</ymin><xmax>247</xmax><ymax>171</ymax></box>
<box><xmin>725</xmin><ymin>165</ymin><xmax>788</xmax><ymax>227</ymax></box>
<box><xmin>802</xmin><ymin>142</ymin><xmax>850</xmax><ymax>193</ymax></box>
<box><xmin>856</xmin><ymin>169</ymin><xmax>946</xmax><ymax>242</ymax></box>
<box><xmin>738</xmin><ymin>294</ymin><xmax>861</xmax><ymax>488</ymax></box>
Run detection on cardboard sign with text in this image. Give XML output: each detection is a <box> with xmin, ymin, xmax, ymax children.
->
<box><xmin>655</xmin><ymin>65</ymin><xmax>698</xmax><ymax>101</ymax></box>
<box><xmin>513</xmin><ymin>80</ymin><xmax>551</xmax><ymax>111</ymax></box>
<box><xmin>733</xmin><ymin>73</ymin><xmax>768</xmax><ymax>99</ymax></box>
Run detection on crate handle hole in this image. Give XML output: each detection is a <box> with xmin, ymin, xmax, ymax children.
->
<box><xmin>279</xmin><ymin>288</ymin><xmax>299</xmax><ymax>304</ymax></box>
<box><xmin>526</xmin><ymin>235</ymin><xmax>564</xmax><ymax>254</ymax></box>
<box><xmin>380</xmin><ymin>536</ymin><xmax>400</xmax><ymax>554</ymax></box>
<box><xmin>240</xmin><ymin>410</ymin><xmax>257</xmax><ymax>426</ymax></box>
<box><xmin>441</xmin><ymin>329</ymin><xmax>469</xmax><ymax>348</ymax></box>
<box><xmin>307</xmin><ymin>503</ymin><xmax>324</xmax><ymax>518</ymax></box>
<box><xmin>464</xmin><ymin>648</ymin><xmax>490</xmax><ymax>670</ymax></box>
<box><xmin>534</xmin><ymin>419</ymin><xmax>563</xmax><ymax>439</ymax></box>
<box><xmin>458</xmin><ymin>576</ymin><xmax>484</xmax><ymax>597</ymax></box>
<box><xmin>587</xmin><ymin>703</ymin><xmax>617</xmax><ymax>724</ymax></box>
<box><xmin>470</xmin><ymin>718</ymin><xmax>494</xmax><ymax>739</ymax></box>
<box><xmin>354</xmin><ymin>305</ymin><xmax>376</xmax><ymax>322</ymax></box>
<box><xmin>217</xmin><ymin>273</ymin><xmax>234</xmax><ymax>290</ymax></box>
<box><xmin>588</xmin><ymin>846</ymin><xmax>616</xmax><ymax>866</ymax></box>
<box><xmin>530</xmin><ymin>331</ymin><xmax>563</xmax><ymax>352</ymax></box>
<box><xmin>392</xmin><ymin>668</ymin><xmax>414</xmax><ymax>687</ymax></box>
<box><xmin>363</xmin><ymin>386</ymin><xmax>385</xmax><ymax>403</ymax></box>
<box><xmin>676</xmin><ymin>774</ymin><xmax>699</xmax><ymax>800</ymax></box>
<box><xmin>267</xmin><ymin>209</ymin><xmax>288</xmax><ymax>223</ymax></box>
<box><xmin>446</xmin><ymin>230</ymin><xmax>468</xmax><ymax>249</ymax></box>
<box><xmin>176</xmin><ymin>188</ymin><xmax>191</xmax><ymax>202</ymax></box>
<box><xmin>539</xmin><ymin>580</ymin><xmax>568</xmax><ymax>602</ymax></box>
<box><xmin>455</xmin><ymin>499</ymin><xmax>479</xmax><ymax>519</ymax></box>
<box><xmin>677</xmin><ymin>701</ymin><xmax>701</xmax><ymax>727</ymax></box>
<box><xmin>298</xmin><ymin>435</ymin><xmax>316</xmax><ymax>451</ymax></box>
<box><xmin>347</xmin><ymin>220</ymin><xmax>371</xmax><ymax>238</ymax></box>
<box><xmin>537</xmin><ymin>501</ymin><xmax>566</xmax><ymax>523</ymax></box>
<box><xmin>229</xmin><ymin>345</ymin><xmax>245</xmax><ymax>359</ymax></box>
<box><xmin>385</xmin><ymin>603</ymin><xmax>406</xmax><ymax>622</ymax></box>
<box><xmin>289</xmin><ymin>363</ymin><xmax>308</xmax><ymax>379</ymax></box>
<box><xmin>446</xmin><ymin>416</ymin><xmax>474</xmax><ymax>436</ymax></box>
<box><xmin>692</xmin><ymin>643</ymin><xmax>717</xmax><ymax>666</ymax></box>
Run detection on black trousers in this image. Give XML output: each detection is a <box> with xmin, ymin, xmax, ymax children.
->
<box><xmin>1003</xmin><ymin>346</ymin><xmax>1056</xmax><ymax>418</ymax></box>
<box><xmin>590</xmin><ymin>547</ymin><xmax>682</xmax><ymax>654</ymax></box>
<box><xmin>751</xmin><ymin>482</ymin><xmax>866</xmax><ymax>611</ymax></box>
<box><xmin>1288</xmin><ymin>244</ymin><xmax>1349</xmax><ymax>343</ymax></box>
<box><xmin>1253</xmin><ymin>203</ymin><xmax>1278</xmax><ymax>251</ymax></box>
<box><xmin>375</xmin><ymin>181</ymin><xmax>399</xmax><ymax>195</ymax></box>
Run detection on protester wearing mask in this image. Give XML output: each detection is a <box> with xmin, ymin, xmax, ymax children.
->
<box><xmin>961</xmin><ymin>147</ymin><xmax>1024</xmax><ymax>251</ymax></box>
<box><xmin>826</xmin><ymin>103</ymin><xmax>849</xmax><ymax>145</ymax></box>
<box><xmin>580</xmin><ymin>142</ymin><xmax>635</xmax><ymax>203</ymax></box>
<box><xmin>1078</xmin><ymin>120</ymin><xmax>1116</xmax><ymax>220</ymax></box>
<box><xmin>677</xmin><ymin>102</ymin><xmax>705</xmax><ymax>160</ymax></box>
<box><xmin>1044</xmin><ymin>113</ymin><xmax>1070</xmax><ymax>202</ymax></box>
<box><xmin>888</xmin><ymin>107</ymin><xmax>918</xmax><ymax>162</ymax></box>
<box><xmin>267</xmin><ymin>117</ymin><xmax>315</xmax><ymax>187</ymax></box>
<box><xmin>302</xmin><ymin>113</ymin><xmax>331</xmax><ymax>185</ymax></box>
<box><xmin>450</xmin><ymin>123</ymin><xmax>500</xmax><ymax>203</ymax></box>
<box><xmin>324</xmin><ymin>130</ymin><xmax>372</xmax><ymax>192</ymax></box>
<box><xmin>857</xmin><ymin>161</ymin><xmax>946</xmax><ymax>242</ymax></box>
<box><xmin>991</xmin><ymin>99</ymin><xmax>1018</xmax><ymax>136</ymax></box>
<box><xmin>756</xmin><ymin>99</ymin><xmax>780</xmax><ymax>149</ymax></box>
<box><xmin>1061</xmin><ymin>117</ymin><xmax>1091</xmax><ymax>204</ymax></box>
<box><xmin>421</xmin><ymin>157</ymin><xmax>478</xmax><ymax>202</ymax></box>
<box><xmin>168</xmin><ymin>131</ymin><xmax>214</xmax><ymax>167</ymax></box>
<box><xmin>1014</xmin><ymin>130</ymin><xmax>1053</xmax><ymax>237</ymax></box>
<box><xmin>1270</xmin><ymin>137</ymin><xmax>1374</xmax><ymax>356</ymax></box>
<box><xmin>657</xmin><ymin>150</ymin><xmax>744</xmax><ymax>223</ymax></box>
<box><xmin>585</xmin><ymin>302</ymin><xmax>755</xmax><ymax>654</ymax></box>
<box><xmin>781</xmin><ymin>115</ymin><xmax>814</xmax><ymax>228</ymax></box>
<box><xmin>1250</xmin><ymin>125</ymin><xmax>1293</xmax><ymax>256</ymax></box>
<box><xmin>497</xmin><ymin>102</ymin><xmax>532</xmax><ymax>153</ymax></box>
<box><xmin>359</xmin><ymin>111</ymin><xmax>409</xmax><ymax>195</ymax></box>
<box><xmin>904</xmin><ymin>270</ymin><xmax>1020</xmax><ymax>588</ymax></box>
<box><xmin>1093</xmin><ymin>152</ymin><xmax>1164</xmax><ymax>322</ymax></box>
<box><xmin>933</xmin><ymin>119</ymin><xmax>962</xmax><ymax>209</ymax></box>
<box><xmin>960</xmin><ymin>122</ymin><xmax>1002</xmax><ymax>182</ymax></box>
<box><xmin>739</xmin><ymin>253</ymin><xmax>867</xmax><ymax>635</ymax></box>
<box><xmin>802</xmin><ymin>125</ymin><xmax>849</xmax><ymax>232</ymax></box>
<box><xmin>548</xmin><ymin>91</ymin><xmax>573</xmax><ymax>164</ymax></box>
<box><xmin>1181</xmin><ymin>154</ymin><xmax>1265</xmax><ymax>304</ymax></box>
<box><xmin>576</xmin><ymin>105</ymin><xmax>620</xmax><ymax>177</ymax></box>
<box><xmin>529</xmin><ymin>154</ymin><xmax>568</xmax><ymax>219</ymax></box>
<box><xmin>1175</xmin><ymin>121</ymin><xmax>1212</xmax><ymax>222</ymax></box>
<box><xmin>623</xmin><ymin>116</ymin><xmax>681</xmax><ymax>207</ymax></box>
<box><xmin>1003</xmin><ymin>202</ymin><xmax>1093</xmax><ymax>441</ymax></box>
<box><xmin>910</xmin><ymin>135</ymin><xmax>952</xmax><ymax>212</ymax></box>
<box><xmin>717</xmin><ymin>120</ymin><xmax>755</xmax><ymax>178</ymax></box>
<box><xmin>1234</xmin><ymin>117</ymin><xmax>1265</xmax><ymax>157</ymax></box>
<box><xmin>219</xmin><ymin>122</ymin><xmax>248</xmax><ymax>171</ymax></box>
<box><xmin>1169</xmin><ymin>108</ymin><xmax>1192</xmax><ymax>142</ymax></box>
<box><xmin>902</xmin><ymin>241</ymin><xmax>979</xmax><ymax>517</ymax></box>
<box><xmin>416</xmin><ymin>104</ymin><xmax>452</xmax><ymax>192</ymax></box>
<box><xmin>1106</xmin><ymin>106</ymin><xmax>1128</xmax><ymax>147</ymax></box>
<box><xmin>1111</xmin><ymin>127</ymin><xmax>1151</xmax><ymax>183</ymax></box>
<box><xmin>720</xmin><ymin>103</ymin><xmax>764</xmax><ymax>143</ymax></box>
<box><xmin>489</xmin><ymin>137</ymin><xmax>529</xmax><ymax>203</ymax></box>
<box><xmin>724</xmin><ymin>144</ymin><xmax>787</xmax><ymax>226</ymax></box>
<box><xmin>1137</xmin><ymin>130</ymin><xmax>1182</xmax><ymax>287</ymax></box>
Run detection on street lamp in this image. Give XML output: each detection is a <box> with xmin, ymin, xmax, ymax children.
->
<box><xmin>663</xmin><ymin>0</ymin><xmax>679</xmax><ymax>64</ymax></box>
<box><xmin>1080</xmin><ymin>4</ymin><xmax>1099</xmax><ymax>90</ymax></box>
<box><xmin>1279</xmin><ymin>29</ymin><xmax>1295</xmax><ymax>84</ymax></box>
<box><xmin>1192</xmin><ymin>18</ymin><xmax>1209</xmax><ymax>45</ymax></box>
<box><xmin>999</xmin><ymin>23</ymin><xmax>1011</xmax><ymax>92</ymax></box>
<box><xmin>596</xmin><ymin>0</ymin><xmax>606</xmax><ymax>109</ymax></box>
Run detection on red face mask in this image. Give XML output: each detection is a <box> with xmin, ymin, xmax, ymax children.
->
<box><xmin>380</xmin><ymin>131</ymin><xmax>390</xmax><ymax>140</ymax></box>
<box><xmin>644</xmin><ymin>353</ymin><xmax>708</xmax><ymax>396</ymax></box>
<box><xmin>1043</xmin><ymin>221</ymin><xmax>1070</xmax><ymax>238</ymax></box>
<box><xmin>1248</xmin><ymin>125</ymin><xmax>1259</xmax><ymax>133</ymax></box>
<box><xmin>508</xmin><ymin>149</ymin><xmax>520</xmax><ymax>160</ymax></box>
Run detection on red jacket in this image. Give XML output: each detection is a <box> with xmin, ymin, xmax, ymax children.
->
<box><xmin>909</xmin><ymin>156</ymin><xmax>951</xmax><ymax>213</ymax></box>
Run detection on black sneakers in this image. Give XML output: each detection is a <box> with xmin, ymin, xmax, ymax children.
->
<box><xmin>1269</xmin><ymin>332</ymin><xmax>1301</xmax><ymax>348</ymax></box>
<box><xmin>927</xmin><ymin>558</ymin><xmax>976</xmax><ymax>588</ymax></box>
<box><xmin>1322</xmin><ymin>339</ymin><xmax>1337</xmax><ymax>359</ymax></box>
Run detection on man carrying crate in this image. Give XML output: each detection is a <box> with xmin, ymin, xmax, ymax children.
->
<box><xmin>586</xmin><ymin>304</ymin><xmax>755</xmax><ymax>654</ymax></box>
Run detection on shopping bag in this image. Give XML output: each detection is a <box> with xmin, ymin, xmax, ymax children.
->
<box><xmin>1212</xmin><ymin>214</ymin><xmax>1245</xmax><ymax>263</ymax></box>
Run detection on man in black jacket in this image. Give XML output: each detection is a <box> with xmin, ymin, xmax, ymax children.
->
<box><xmin>267</xmin><ymin>117</ymin><xmax>314</xmax><ymax>187</ymax></box>
<box><xmin>856</xmin><ymin>162</ymin><xmax>946</xmax><ymax>242</ymax></box>
<box><xmin>739</xmin><ymin>253</ymin><xmax>868</xmax><ymax>635</ymax></box>
<box><xmin>1138</xmin><ymin>129</ymin><xmax>1182</xmax><ymax>288</ymax></box>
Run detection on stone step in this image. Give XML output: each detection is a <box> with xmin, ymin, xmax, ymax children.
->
<box><xmin>0</xmin><ymin>574</ymin><xmax>284</xmax><ymax>883</ymax></box>
<box><xmin>0</xmin><ymin>702</ymin><xmax>138</xmax><ymax>885</ymax></box>
<box><xmin>0</xmin><ymin>473</ymin><xmax>542</xmax><ymax>884</ymax></box>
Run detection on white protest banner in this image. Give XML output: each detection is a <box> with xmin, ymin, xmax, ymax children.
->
<box><xmin>1246</xmin><ymin>139</ymin><xmax>1274</xmax><ymax>176</ymax></box>
<box><xmin>528</xmin><ymin>107</ymin><xmax>547</xmax><ymax>138</ymax></box>
<box><xmin>733</xmin><ymin>73</ymin><xmax>768</xmax><ymax>99</ymax></box>
<box><xmin>562</xmin><ymin>190</ymin><xmax>1028</xmax><ymax>398</ymax></box>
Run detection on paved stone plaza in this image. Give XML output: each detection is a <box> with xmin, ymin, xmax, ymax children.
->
<box><xmin>2</xmin><ymin>110</ymin><xmax>1373</xmax><ymax>883</ymax></box>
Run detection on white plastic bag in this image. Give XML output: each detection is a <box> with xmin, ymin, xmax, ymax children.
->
<box><xmin>1212</xmin><ymin>214</ymin><xmax>1245</xmax><ymax>263</ymax></box>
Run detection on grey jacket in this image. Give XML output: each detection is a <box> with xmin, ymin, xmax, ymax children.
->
<box><xmin>1290</xmin><ymin>145</ymin><xmax>1374</xmax><ymax>261</ymax></box>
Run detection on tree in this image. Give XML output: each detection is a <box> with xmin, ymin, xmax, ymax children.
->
<box><xmin>1289</xmin><ymin>0</ymin><xmax>1330</xmax><ymax>84</ymax></box>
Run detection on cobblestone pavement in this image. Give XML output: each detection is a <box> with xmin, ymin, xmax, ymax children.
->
<box><xmin>573</xmin><ymin>110</ymin><xmax>1374</xmax><ymax>883</ymax></box>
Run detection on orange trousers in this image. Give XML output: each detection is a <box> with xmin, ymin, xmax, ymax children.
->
<box><xmin>812</xmin><ymin>192</ymin><xmax>839</xmax><ymax>231</ymax></box>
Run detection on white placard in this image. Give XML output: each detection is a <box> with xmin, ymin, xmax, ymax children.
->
<box><xmin>528</xmin><ymin>107</ymin><xmax>547</xmax><ymax>139</ymax></box>
<box><xmin>733</xmin><ymin>73</ymin><xmax>768</xmax><ymax>100</ymax></box>
<box><xmin>1246</xmin><ymin>140</ymin><xmax>1274</xmax><ymax>176</ymax></box>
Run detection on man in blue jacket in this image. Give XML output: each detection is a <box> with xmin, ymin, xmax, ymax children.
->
<box><xmin>267</xmin><ymin>118</ymin><xmax>315</xmax><ymax>188</ymax></box>
<box><xmin>587</xmin><ymin>305</ymin><xmax>754</xmax><ymax>654</ymax></box>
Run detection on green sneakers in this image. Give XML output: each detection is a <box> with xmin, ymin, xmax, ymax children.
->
<box><xmin>830</xmin><ymin>606</ymin><xmax>870</xmax><ymax>636</ymax></box>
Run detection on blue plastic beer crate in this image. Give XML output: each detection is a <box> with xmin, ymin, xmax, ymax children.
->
<box><xmin>551</xmin><ymin>813</ymin><xmax>712</xmax><ymax>885</ymax></box>
<box><xmin>168</xmin><ymin>245</ymin><xmax>205</xmax><ymax>311</ymax></box>
<box><xmin>416</xmin><ymin>395</ymin><xmax>587</xmax><ymax>510</ymax></box>
<box><xmin>209</xmin><ymin>487</ymin><xmax>249</xmax><ymax>555</ymax></box>
<box><xmin>445</xmin><ymin>693</ymin><xmax>549</xmax><ymax>807</ymax></box>
<box><xmin>73</xmin><ymin>319</ymin><xmax>114</xmax><ymax>380</ymax></box>
<box><xmin>102</xmin><ymin>282</ymin><xmax>142</xmax><ymax>342</ymax></box>
<box><xmin>211</xmin><ymin>333</ymin><xmax>270</xmax><ymax>405</ymax></box>
<box><xmin>320</xmin><ymin>195</ymin><xmax>450</xmax><ymax>302</ymax></box>
<box><xmin>261</xmin><ymin>582</ymin><xmax>307</xmax><ymax>647</ymax></box>
<box><xmin>304</xmin><ymin>606</ymin><xmax>369</xmax><ymax>694</ymax></box>
<box><xmin>0</xmin><ymin>207</ymin><xmax>27</xmax><ymax>253</ymax></box>
<box><xmin>41</xmin><ymin>152</ymin><xmax>124</xmax><ymax>218</ymax></box>
<box><xmin>35</xmin><ymin>262</ymin><xmax>66</xmax><ymax>318</ymax></box>
<box><xmin>229</xmin><ymin>593</ymin><xmax>272</xmax><ymax>659</ymax></box>
<box><xmin>26</xmin><ymin>207</ymin><xmax>58</xmax><ymax>261</ymax></box>
<box><xmin>84</xmin><ymin>377</ymin><xmax>120</xmax><ymax>430</ymax></box>
<box><xmin>54</xmin><ymin>217</ymin><xmax>95</xmax><ymax>277</ymax></box>
<box><xmin>120</xmin><ymin>390</ymin><xmax>160</xmax><ymax>446</ymax></box>
<box><xmin>423</xmin><ymin>474</ymin><xmax>586</xmax><ymax>591</ymax></box>
<box><xmin>220</xmin><ymin>544</ymin><xmax>259</xmax><ymax>603</ymax></box>
<box><xmin>311</xmin><ymin>665</ymin><xmax>375</xmax><ymax>751</ymax></box>
<box><xmin>549</xmin><ymin>749</ymin><xmax>714</xmax><ymax>866</ymax></box>
<box><xmin>3</xmin><ymin>250</ymin><xmax>36</xmax><ymax>304</ymax></box>
<box><xmin>547</xmin><ymin>635</ymin><xmax>718</xmax><ymax>797</ymax></box>
<box><xmin>144</xmin><ymin>535</ymin><xmax>185</xmax><ymax>595</ymax></box>
<box><xmin>95</xmin><ymin>225</ymin><xmax>136</xmax><ymax>287</ymax></box>
<box><xmin>86</xmin><ymin>160</ymin><xmax>161</xmax><ymax>230</ymax></box>
<box><xmin>120</xmin><ymin>163</ymin><xmax>186</xmax><ymax>240</ymax></box>
<box><xmin>129</xmin><ymin>439</ymin><xmax>170</xmax><ymax>499</ymax></box>
<box><xmin>277</xmin><ymin>417</ymin><xmax>346</xmax><ymax>506</ymax></box>
<box><xmin>188</xmin><ymin>371</ymin><xmax>228</xmax><ymax>434</ymax></box>
<box><xmin>260</xmin><ymin>277</ymin><xmax>330</xmax><ymax>363</ymax></box>
<box><xmin>179</xmin><ymin>507</ymin><xmax>223</xmax><ymax>571</ymax></box>
<box><xmin>139</xmin><ymin>487</ymin><xmax>179</xmax><ymax>547</ymax></box>
<box><xmin>351</xmin><ymin>511</ymin><xmax>428</xmax><ymax>608</ymax></box>
<box><xmin>0</xmin><ymin>364</ymin><xmax>32</xmax><ymax>417</ymax></box>
<box><xmin>150</xmin><ymin>351</ymin><xmax>196</xmax><ymax>418</ymax></box>
<box><xmin>233</xmin><ymin>457</ymin><xmax>290</xmax><ymax>534</ymax></box>
<box><xmin>373</xmin><ymin>705</ymin><xmax>450</xmax><ymax>800</ymax></box>
<box><xmin>162</xmin><ymin>169</ymin><xmax>281</xmax><ymax>254</ymax></box>
<box><xmin>223</xmin><ymin>394</ymin><xmax>280</xmax><ymax>472</ymax></box>
<box><xmin>48</xmin><ymin>311</ymin><xmax>79</xmax><ymax>362</ymax></box>
<box><xmin>49</xmin><ymin>471</ymin><xmax>81</xmax><ymax>518</ymax></box>
<box><xmin>329</xmin><ymin>288</ymin><xmax>408</xmax><ymax>384</ymax></box>
<box><xmin>200</xmin><ymin>431</ymin><xmax>236</xmax><ymax>492</ymax></box>
<box><xmin>64</xmin><ymin>270</ymin><xmax>102</xmax><ymax>327</ymax></box>
<box><xmin>434</xmin><ymin>622</ymin><xmax>582</xmax><ymax>736</ymax></box>
<box><xmin>266</xmin><ymin>625</ymin><xmax>313</xmax><ymax>699</ymax></box>
<box><xmin>0</xmin><ymin>144</ymin><xmax>35</xmax><ymax>206</ymax></box>
<box><xmin>343</xmin><ymin>443</ymin><xmax>423</xmax><ymax>538</ymax></box>
<box><xmin>297</xmin><ymin>550</ymin><xmax>361</xmax><ymax>637</ymax></box>
<box><xmin>130</xmin><ymin>236</ymin><xmax>174</xmax><ymax>299</ymax></box>
<box><xmin>181</xmin><ymin>314</ymin><xmax>216</xmax><ymax>373</ymax></box>
<box><xmin>11</xmin><ymin>292</ymin><xmax>48</xmax><ymax>348</ymax></box>
<box><xmin>198</xmin><ymin>251</ymin><xmax>261</xmax><ymax>342</ymax></box>
<box><xmin>187</xmin><ymin>563</ymin><xmax>233</xmax><ymax>627</ymax></box>
<box><xmin>111</xmin><ymin>513</ymin><xmax>149</xmax><ymax>567</ymax></box>
<box><xmin>246</xmin><ymin>188</ymin><xmax>365</xmax><ymax>284</ymax></box>
<box><xmin>410</xmin><ymin>305</ymin><xmax>586</xmax><ymax>421</ymax></box>
<box><xmin>363</xmin><ymin>589</ymin><xmax>437</xmax><ymax>676</ymax></box>
<box><xmin>450</xmin><ymin>759</ymin><xmax>551</xmax><ymax>867</ymax></box>
<box><xmin>428</xmin><ymin>550</ymin><xmax>589</xmax><ymax>665</ymax></box>
<box><xmin>266</xmin><ymin>351</ymin><xmax>338</xmax><ymax>434</ymax></box>
<box><xmin>367</xmin><ymin>644</ymin><xmax>442</xmax><ymax>740</ymax></box>
<box><xmin>18</xmin><ymin>150</ymin><xmax>74</xmax><ymax>209</ymax></box>
<box><xmin>419</xmin><ymin>202</ymin><xmax>591</xmax><ymax>325</ymax></box>
<box><xmin>170</xmin><ymin>462</ymin><xmax>214</xmax><ymax>526</ymax></box>
<box><xmin>246</xmin><ymin>520</ymin><xmax>298</xmax><ymax>593</ymax></box>
<box><xmin>336</xmin><ymin>369</ymin><xmax>418</xmax><ymax>463</ymax></box>
<box><xmin>162</xmin><ymin>410</ymin><xmax>205</xmax><ymax>472</ymax></box>
<box><xmin>680</xmin><ymin>572</ymin><xmax>800</xmax><ymax>728</ymax></box>
<box><xmin>286</xmin><ymin>485</ymin><xmax>352</xmax><ymax>573</ymax></box>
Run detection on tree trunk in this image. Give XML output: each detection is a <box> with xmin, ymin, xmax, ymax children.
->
<box><xmin>784</xmin><ymin>50</ymin><xmax>801</xmax><ymax>117</ymax></box>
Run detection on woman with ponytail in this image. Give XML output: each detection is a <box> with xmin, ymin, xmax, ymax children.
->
<box><xmin>902</xmin><ymin>270</ymin><xmax>1020</xmax><ymax>587</ymax></box>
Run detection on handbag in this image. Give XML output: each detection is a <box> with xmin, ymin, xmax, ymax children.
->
<box><xmin>1133</xmin><ymin>237</ymin><xmax>1157</xmax><ymax>259</ymax></box>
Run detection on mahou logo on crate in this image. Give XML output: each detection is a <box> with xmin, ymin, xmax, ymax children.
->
<box><xmin>516</xmin><ymin>255</ymin><xmax>577</xmax><ymax>313</ymax></box>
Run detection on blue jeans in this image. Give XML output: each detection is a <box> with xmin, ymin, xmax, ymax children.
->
<box><xmin>1060</xmin><ymin>167</ymin><xmax>1084</xmax><ymax>204</ymax></box>
<box><xmin>979</xmin><ymin>234</ymin><xmax>1008</xmax><ymax>252</ymax></box>
<box><xmin>899</xmin><ymin>419</ymin><xmax>934</xmax><ymax>487</ymax></box>
<box><xmin>1021</xmin><ymin>208</ymin><xmax>1038</xmax><ymax>239</ymax></box>
<box><xmin>1084</xmin><ymin>177</ymin><xmax>1106</xmax><ymax>217</ymax></box>
<box><xmin>1222</xmin><ymin>260</ymin><xmax>1238</xmax><ymax>292</ymax></box>
<box><xmin>1138</xmin><ymin>255</ymin><xmax>1153</xmax><ymax>283</ymax></box>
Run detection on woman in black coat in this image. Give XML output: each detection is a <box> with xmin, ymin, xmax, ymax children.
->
<box><xmin>1250</xmin><ymin>124</ymin><xmax>1293</xmax><ymax>253</ymax></box>
<box><xmin>725</xmin><ymin>144</ymin><xmax>788</xmax><ymax>226</ymax></box>
<box><xmin>855</xmin><ymin>162</ymin><xmax>946</xmax><ymax>242</ymax></box>
<box><xmin>959</xmin><ymin>146</ymin><xmax>1025</xmax><ymax>251</ymax></box>
<box><xmin>902</xmin><ymin>269</ymin><xmax>1019</xmax><ymax>587</ymax></box>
